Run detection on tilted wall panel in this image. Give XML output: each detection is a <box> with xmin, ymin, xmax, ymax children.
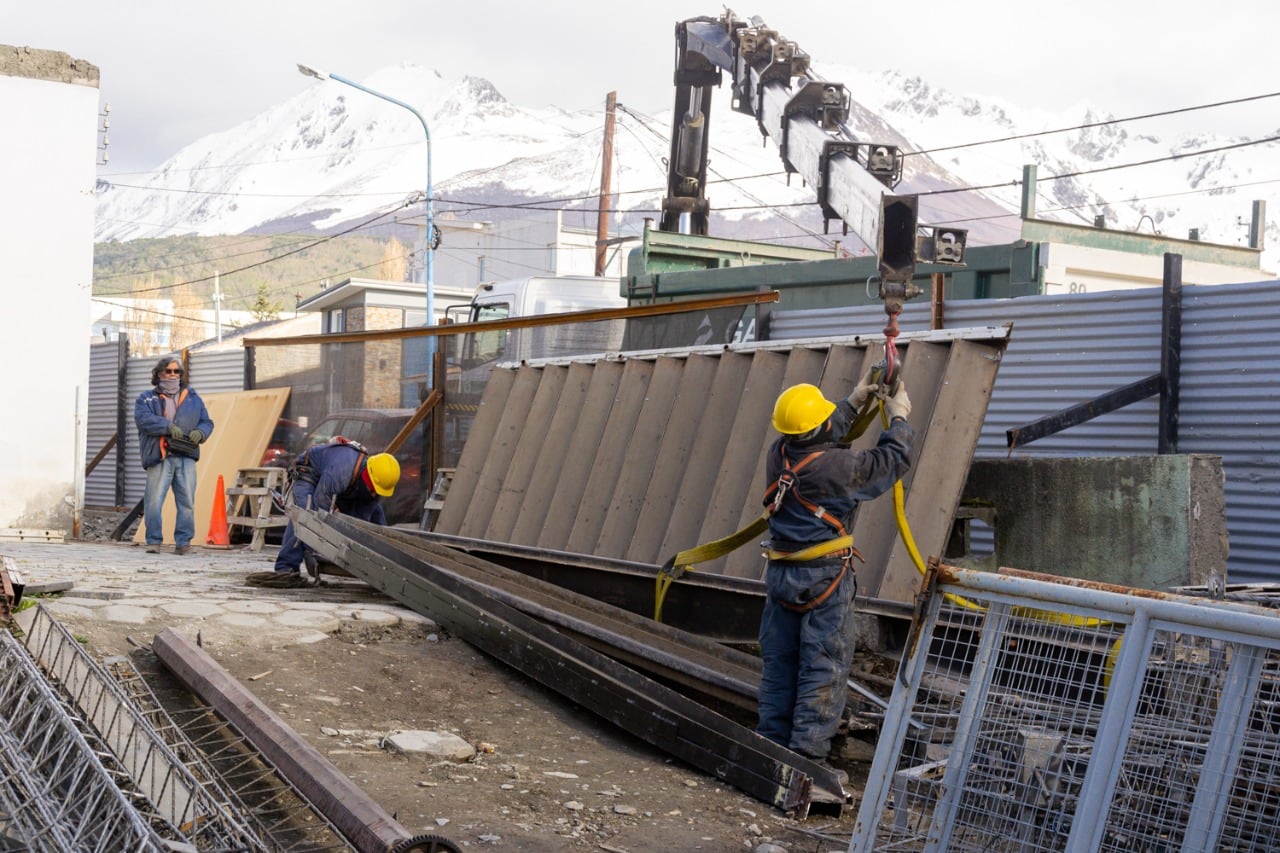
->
<box><xmin>456</xmin><ymin>367</ymin><xmax>543</xmax><ymax>540</ymax></box>
<box><xmin>437</xmin><ymin>326</ymin><xmax>1008</xmax><ymax>610</ymax></box>
<box><xmin>659</xmin><ymin>353</ymin><xmax>755</xmax><ymax>560</ymax></box>
<box><xmin>536</xmin><ymin>361</ymin><xmax>626</xmax><ymax>550</ymax></box>
<box><xmin>435</xmin><ymin>367</ymin><xmax>518</xmax><ymax>533</ymax></box>
<box><xmin>566</xmin><ymin>359</ymin><xmax>656</xmax><ymax>555</ymax></box>
<box><xmin>594</xmin><ymin>357</ymin><xmax>685</xmax><ymax>558</ymax></box>
<box><xmin>625</xmin><ymin>355</ymin><xmax>719</xmax><ymax>564</ymax></box>
<box><xmin>484</xmin><ymin>366</ymin><xmax>569</xmax><ymax>543</ymax></box>
<box><xmin>509</xmin><ymin>362</ymin><xmax>596</xmax><ymax>545</ymax></box>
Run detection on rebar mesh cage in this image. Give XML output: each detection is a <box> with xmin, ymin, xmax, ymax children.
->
<box><xmin>851</xmin><ymin>565</ymin><xmax>1280</xmax><ymax>853</ymax></box>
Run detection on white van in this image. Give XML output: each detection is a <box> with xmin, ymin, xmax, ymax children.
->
<box><xmin>457</xmin><ymin>274</ymin><xmax>627</xmax><ymax>365</ymax></box>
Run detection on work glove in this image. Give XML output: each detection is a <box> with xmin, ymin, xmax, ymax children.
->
<box><xmin>188</xmin><ymin>429</ymin><xmax>205</xmax><ymax>444</ymax></box>
<box><xmin>847</xmin><ymin>369</ymin><xmax>881</xmax><ymax>408</ymax></box>
<box><xmin>168</xmin><ymin>424</ymin><xmax>185</xmax><ymax>440</ymax></box>
<box><xmin>885</xmin><ymin>382</ymin><xmax>912</xmax><ymax>421</ymax></box>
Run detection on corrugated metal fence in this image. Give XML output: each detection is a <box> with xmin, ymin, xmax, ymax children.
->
<box><xmin>770</xmin><ymin>279</ymin><xmax>1280</xmax><ymax>585</ymax></box>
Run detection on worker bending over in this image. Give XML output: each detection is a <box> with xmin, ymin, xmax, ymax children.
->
<box><xmin>274</xmin><ymin>438</ymin><xmax>401</xmax><ymax>577</ymax></box>
<box><xmin>757</xmin><ymin>374</ymin><xmax>913</xmax><ymax>768</ymax></box>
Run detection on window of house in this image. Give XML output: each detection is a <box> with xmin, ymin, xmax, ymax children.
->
<box><xmin>326</xmin><ymin>309</ymin><xmax>345</xmax><ymax>334</ymax></box>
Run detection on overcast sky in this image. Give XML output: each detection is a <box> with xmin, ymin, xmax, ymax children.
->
<box><xmin>10</xmin><ymin>0</ymin><xmax>1278</xmax><ymax>175</ymax></box>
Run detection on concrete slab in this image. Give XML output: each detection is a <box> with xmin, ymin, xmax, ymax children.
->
<box><xmin>96</xmin><ymin>604</ymin><xmax>151</xmax><ymax>624</ymax></box>
<box><xmin>276</xmin><ymin>610</ymin><xmax>341</xmax><ymax>633</ymax></box>
<box><xmin>222</xmin><ymin>600</ymin><xmax>283</xmax><ymax>614</ymax></box>
<box><xmin>159</xmin><ymin>601</ymin><xmax>225</xmax><ymax>618</ymax></box>
<box><xmin>385</xmin><ymin>730</ymin><xmax>476</xmax><ymax>761</ymax></box>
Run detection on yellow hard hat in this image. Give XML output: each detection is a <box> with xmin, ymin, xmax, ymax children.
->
<box><xmin>366</xmin><ymin>452</ymin><xmax>401</xmax><ymax>497</ymax></box>
<box><xmin>772</xmin><ymin>383</ymin><xmax>836</xmax><ymax>435</ymax></box>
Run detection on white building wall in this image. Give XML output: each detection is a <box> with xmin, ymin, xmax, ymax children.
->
<box><xmin>1040</xmin><ymin>242</ymin><xmax>1269</xmax><ymax>296</ymax></box>
<box><xmin>0</xmin><ymin>47</ymin><xmax>100</xmax><ymax>533</ymax></box>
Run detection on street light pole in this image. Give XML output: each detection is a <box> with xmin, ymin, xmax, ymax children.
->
<box><xmin>296</xmin><ymin>64</ymin><xmax>435</xmax><ymax>381</ymax></box>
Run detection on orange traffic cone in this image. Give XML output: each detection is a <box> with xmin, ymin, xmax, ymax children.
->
<box><xmin>206</xmin><ymin>474</ymin><xmax>231</xmax><ymax>548</ymax></box>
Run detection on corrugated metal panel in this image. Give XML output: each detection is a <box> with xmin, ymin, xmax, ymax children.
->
<box><xmin>188</xmin><ymin>349</ymin><xmax>246</xmax><ymax>395</ymax></box>
<box><xmin>436</xmin><ymin>326</ymin><xmax>1009</xmax><ymax>613</ymax></box>
<box><xmin>84</xmin><ymin>339</ymin><xmax>128</xmax><ymax>508</ymax></box>
<box><xmin>770</xmin><ymin>279</ymin><xmax>1280</xmax><ymax>585</ymax></box>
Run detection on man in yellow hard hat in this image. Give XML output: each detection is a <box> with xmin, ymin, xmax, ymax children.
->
<box><xmin>273</xmin><ymin>437</ymin><xmax>400</xmax><ymax>581</ymax></box>
<box><xmin>757</xmin><ymin>373</ymin><xmax>913</xmax><ymax>772</ymax></box>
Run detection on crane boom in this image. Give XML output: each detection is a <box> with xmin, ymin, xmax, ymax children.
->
<box><xmin>661</xmin><ymin>10</ymin><xmax>967</xmax><ymax>284</ymax></box>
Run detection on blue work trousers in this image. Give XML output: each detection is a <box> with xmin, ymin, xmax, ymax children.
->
<box><xmin>143</xmin><ymin>456</ymin><xmax>197</xmax><ymax>547</ymax></box>
<box><xmin>756</xmin><ymin>555</ymin><xmax>857</xmax><ymax>760</ymax></box>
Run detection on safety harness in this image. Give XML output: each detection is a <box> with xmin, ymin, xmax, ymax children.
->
<box><xmin>286</xmin><ymin>437</ymin><xmax>370</xmax><ymax>509</ymax></box>
<box><xmin>654</xmin><ymin>400</ymin><xmax>878</xmax><ymax>621</ymax></box>
<box><xmin>757</xmin><ymin>445</ymin><xmax>863</xmax><ymax>613</ymax></box>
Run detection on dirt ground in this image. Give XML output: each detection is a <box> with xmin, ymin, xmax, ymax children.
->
<box><xmin>75</xmin><ymin>616</ymin><xmax>880</xmax><ymax>852</ymax></box>
<box><xmin>66</xmin><ymin>512</ymin><xmax>883</xmax><ymax>852</ymax></box>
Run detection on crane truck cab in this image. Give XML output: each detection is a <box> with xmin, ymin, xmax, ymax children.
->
<box><xmin>450</xmin><ymin>275</ymin><xmax>626</xmax><ymax>377</ymax></box>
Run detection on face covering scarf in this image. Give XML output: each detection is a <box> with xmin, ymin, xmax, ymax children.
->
<box><xmin>158</xmin><ymin>377</ymin><xmax>180</xmax><ymax>395</ymax></box>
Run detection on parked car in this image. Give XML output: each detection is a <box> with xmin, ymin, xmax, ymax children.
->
<box><xmin>260</xmin><ymin>418</ymin><xmax>306</xmax><ymax>467</ymax></box>
<box><xmin>283</xmin><ymin>408</ymin><xmax>426</xmax><ymax>526</ymax></box>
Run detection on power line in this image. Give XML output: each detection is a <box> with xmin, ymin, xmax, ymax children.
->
<box><xmin>909</xmin><ymin>90</ymin><xmax>1280</xmax><ymax>157</ymax></box>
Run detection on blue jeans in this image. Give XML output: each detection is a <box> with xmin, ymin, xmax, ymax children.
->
<box><xmin>275</xmin><ymin>479</ymin><xmax>317</xmax><ymax>572</ymax></box>
<box><xmin>756</xmin><ymin>556</ymin><xmax>857</xmax><ymax>760</ymax></box>
<box><xmin>143</xmin><ymin>456</ymin><xmax>197</xmax><ymax>547</ymax></box>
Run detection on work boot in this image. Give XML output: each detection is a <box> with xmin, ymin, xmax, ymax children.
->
<box><xmin>824</xmin><ymin>764</ymin><xmax>850</xmax><ymax>788</ymax></box>
<box><xmin>174</xmin><ymin>545</ymin><xmax>190</xmax><ymax>555</ymax></box>
<box><xmin>145</xmin><ymin>546</ymin><xmax>161</xmax><ymax>554</ymax></box>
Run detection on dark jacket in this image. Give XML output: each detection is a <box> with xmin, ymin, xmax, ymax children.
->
<box><xmin>763</xmin><ymin>399</ymin><xmax>913</xmax><ymax>550</ymax></box>
<box><xmin>292</xmin><ymin>442</ymin><xmax>386</xmax><ymax>524</ymax></box>
<box><xmin>133</xmin><ymin>386</ymin><xmax>215</xmax><ymax>469</ymax></box>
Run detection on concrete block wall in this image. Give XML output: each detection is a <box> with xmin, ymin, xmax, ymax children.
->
<box><xmin>959</xmin><ymin>455</ymin><xmax>1228</xmax><ymax>593</ymax></box>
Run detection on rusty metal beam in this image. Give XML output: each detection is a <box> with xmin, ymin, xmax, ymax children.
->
<box><xmin>151</xmin><ymin>627</ymin><xmax>414</xmax><ymax>853</ymax></box>
<box><xmin>296</xmin><ymin>509</ymin><xmax>848</xmax><ymax>817</ymax></box>
<box><xmin>243</xmin><ymin>291</ymin><xmax>779</xmax><ymax>347</ymax></box>
<box><xmin>415</xmin><ymin>531</ymin><xmax>766</xmax><ymax>643</ymax></box>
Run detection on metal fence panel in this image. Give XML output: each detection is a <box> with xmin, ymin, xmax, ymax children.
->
<box><xmin>849</xmin><ymin>565</ymin><xmax>1280</xmax><ymax>852</ymax></box>
<box><xmin>188</xmin><ymin>348</ymin><xmax>246</xmax><ymax>395</ymax></box>
<box><xmin>85</xmin><ymin>339</ymin><xmax>127</xmax><ymax>508</ymax></box>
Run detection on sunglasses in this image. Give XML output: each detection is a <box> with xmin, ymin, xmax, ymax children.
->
<box><xmin>161</xmin><ymin>368</ymin><xmax>182</xmax><ymax>375</ymax></box>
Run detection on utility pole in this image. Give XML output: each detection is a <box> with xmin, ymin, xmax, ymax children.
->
<box><xmin>595</xmin><ymin>91</ymin><xmax>617</xmax><ymax>277</ymax></box>
<box><xmin>213</xmin><ymin>271</ymin><xmax>223</xmax><ymax>344</ymax></box>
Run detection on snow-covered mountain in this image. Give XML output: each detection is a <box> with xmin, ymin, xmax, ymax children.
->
<box><xmin>95</xmin><ymin>62</ymin><xmax>1278</xmax><ymax>274</ymax></box>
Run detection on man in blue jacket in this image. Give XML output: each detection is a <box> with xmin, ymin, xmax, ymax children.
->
<box><xmin>134</xmin><ymin>356</ymin><xmax>215</xmax><ymax>555</ymax></box>
<box><xmin>757</xmin><ymin>375</ymin><xmax>913</xmax><ymax>772</ymax></box>
<box><xmin>273</xmin><ymin>438</ymin><xmax>400</xmax><ymax>581</ymax></box>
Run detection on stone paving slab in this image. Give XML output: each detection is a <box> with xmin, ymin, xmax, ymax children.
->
<box><xmin>2</xmin><ymin>541</ymin><xmax>437</xmax><ymax>650</ymax></box>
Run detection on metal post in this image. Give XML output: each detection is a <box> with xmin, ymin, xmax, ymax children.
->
<box><xmin>1159</xmin><ymin>252</ymin><xmax>1182</xmax><ymax>453</ymax></box>
<box><xmin>297</xmin><ymin>64</ymin><xmax>435</xmax><ymax>384</ymax></box>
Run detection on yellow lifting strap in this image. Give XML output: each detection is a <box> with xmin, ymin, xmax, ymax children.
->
<box><xmin>654</xmin><ymin>516</ymin><xmax>769</xmax><ymax>621</ymax></box>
